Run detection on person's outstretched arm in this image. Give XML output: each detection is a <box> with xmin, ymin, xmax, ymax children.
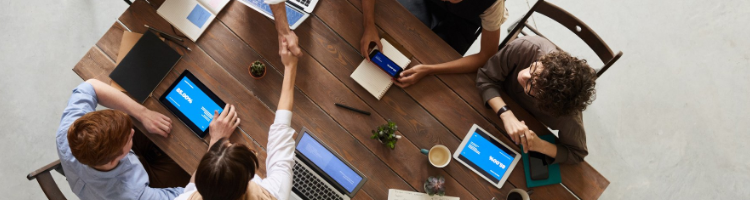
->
<box><xmin>277</xmin><ymin>39</ymin><xmax>299</xmax><ymax>111</ymax></box>
<box><xmin>395</xmin><ymin>29</ymin><xmax>500</xmax><ymax>88</ymax></box>
<box><xmin>268</xmin><ymin>1</ymin><xmax>302</xmax><ymax>57</ymax></box>
<box><xmin>85</xmin><ymin>79</ymin><xmax>172</xmax><ymax>137</ymax></box>
<box><xmin>258</xmin><ymin>39</ymin><xmax>299</xmax><ymax>200</ymax></box>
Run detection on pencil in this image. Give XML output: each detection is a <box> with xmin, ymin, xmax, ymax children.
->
<box><xmin>144</xmin><ymin>24</ymin><xmax>184</xmax><ymax>42</ymax></box>
<box><xmin>160</xmin><ymin>33</ymin><xmax>192</xmax><ymax>51</ymax></box>
<box><xmin>335</xmin><ymin>103</ymin><xmax>371</xmax><ymax>115</ymax></box>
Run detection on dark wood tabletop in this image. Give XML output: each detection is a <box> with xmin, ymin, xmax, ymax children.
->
<box><xmin>72</xmin><ymin>0</ymin><xmax>608</xmax><ymax>199</ymax></box>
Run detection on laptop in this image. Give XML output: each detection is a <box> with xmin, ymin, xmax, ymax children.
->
<box><xmin>238</xmin><ymin>0</ymin><xmax>319</xmax><ymax>30</ymax></box>
<box><xmin>291</xmin><ymin>128</ymin><xmax>367</xmax><ymax>200</ymax></box>
<box><xmin>287</xmin><ymin>0</ymin><xmax>319</xmax><ymax>14</ymax></box>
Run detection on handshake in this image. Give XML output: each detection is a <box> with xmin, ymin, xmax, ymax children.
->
<box><xmin>278</xmin><ymin>33</ymin><xmax>301</xmax><ymax>69</ymax></box>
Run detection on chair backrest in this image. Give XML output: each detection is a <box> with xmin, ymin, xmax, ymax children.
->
<box><xmin>499</xmin><ymin>0</ymin><xmax>623</xmax><ymax>79</ymax></box>
<box><xmin>27</xmin><ymin>160</ymin><xmax>67</xmax><ymax>200</ymax></box>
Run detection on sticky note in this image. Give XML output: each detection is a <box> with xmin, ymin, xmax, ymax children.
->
<box><xmin>187</xmin><ymin>4</ymin><xmax>211</xmax><ymax>28</ymax></box>
<box><xmin>209</xmin><ymin>0</ymin><xmax>223</xmax><ymax>8</ymax></box>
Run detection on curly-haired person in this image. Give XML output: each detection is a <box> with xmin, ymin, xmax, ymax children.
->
<box><xmin>477</xmin><ymin>36</ymin><xmax>597</xmax><ymax>164</ymax></box>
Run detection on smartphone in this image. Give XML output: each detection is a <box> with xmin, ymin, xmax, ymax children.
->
<box><xmin>368</xmin><ymin>49</ymin><xmax>403</xmax><ymax>78</ymax></box>
<box><xmin>529</xmin><ymin>151</ymin><xmax>549</xmax><ymax>180</ymax></box>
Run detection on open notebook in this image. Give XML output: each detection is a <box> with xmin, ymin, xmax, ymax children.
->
<box><xmin>157</xmin><ymin>0</ymin><xmax>230</xmax><ymax>41</ymax></box>
<box><xmin>351</xmin><ymin>39</ymin><xmax>411</xmax><ymax>100</ymax></box>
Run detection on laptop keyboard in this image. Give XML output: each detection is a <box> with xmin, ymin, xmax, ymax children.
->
<box><xmin>294</xmin><ymin>0</ymin><xmax>311</xmax><ymax>6</ymax></box>
<box><xmin>293</xmin><ymin>161</ymin><xmax>344</xmax><ymax>200</ymax></box>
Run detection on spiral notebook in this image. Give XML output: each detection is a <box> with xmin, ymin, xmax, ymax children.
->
<box><xmin>351</xmin><ymin>39</ymin><xmax>410</xmax><ymax>100</ymax></box>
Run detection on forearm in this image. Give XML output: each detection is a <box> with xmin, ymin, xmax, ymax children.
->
<box><xmin>424</xmin><ymin>54</ymin><xmax>489</xmax><ymax>75</ymax></box>
<box><xmin>535</xmin><ymin>140</ymin><xmax>558</xmax><ymax>158</ymax></box>
<box><xmin>270</xmin><ymin>3</ymin><xmax>290</xmax><ymax>35</ymax></box>
<box><xmin>278</xmin><ymin>65</ymin><xmax>298</xmax><ymax>111</ymax></box>
<box><xmin>362</xmin><ymin>0</ymin><xmax>376</xmax><ymax>29</ymax></box>
<box><xmin>86</xmin><ymin>79</ymin><xmax>147</xmax><ymax>119</ymax></box>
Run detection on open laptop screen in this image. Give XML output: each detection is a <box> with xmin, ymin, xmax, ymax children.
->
<box><xmin>297</xmin><ymin>132</ymin><xmax>364</xmax><ymax>193</ymax></box>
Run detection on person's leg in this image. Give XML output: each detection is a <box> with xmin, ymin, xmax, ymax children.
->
<box><xmin>396</xmin><ymin>0</ymin><xmax>432</xmax><ymax>27</ymax></box>
<box><xmin>417</xmin><ymin>1</ymin><xmax>480</xmax><ymax>54</ymax></box>
<box><xmin>430</xmin><ymin>16</ymin><xmax>479</xmax><ymax>54</ymax></box>
<box><xmin>132</xmin><ymin>129</ymin><xmax>190</xmax><ymax>188</ymax></box>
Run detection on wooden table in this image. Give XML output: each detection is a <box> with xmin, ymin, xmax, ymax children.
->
<box><xmin>72</xmin><ymin>0</ymin><xmax>608</xmax><ymax>199</ymax></box>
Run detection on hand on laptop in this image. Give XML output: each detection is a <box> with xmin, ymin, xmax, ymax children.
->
<box><xmin>137</xmin><ymin>109</ymin><xmax>173</xmax><ymax>138</ymax></box>
<box><xmin>208</xmin><ymin>104</ymin><xmax>240</xmax><ymax>146</ymax></box>
<box><xmin>394</xmin><ymin>64</ymin><xmax>430</xmax><ymax>88</ymax></box>
<box><xmin>360</xmin><ymin>26</ymin><xmax>382</xmax><ymax>62</ymax></box>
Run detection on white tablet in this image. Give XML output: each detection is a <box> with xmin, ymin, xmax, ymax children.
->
<box><xmin>454</xmin><ymin>124</ymin><xmax>521</xmax><ymax>189</ymax></box>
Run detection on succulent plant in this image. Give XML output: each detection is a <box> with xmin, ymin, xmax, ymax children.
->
<box><xmin>250</xmin><ymin>61</ymin><xmax>266</xmax><ymax>77</ymax></box>
<box><xmin>424</xmin><ymin>176</ymin><xmax>446</xmax><ymax>196</ymax></box>
<box><xmin>371</xmin><ymin>120</ymin><xmax>400</xmax><ymax>149</ymax></box>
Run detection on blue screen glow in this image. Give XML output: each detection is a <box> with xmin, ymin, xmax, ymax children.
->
<box><xmin>297</xmin><ymin>133</ymin><xmax>363</xmax><ymax>192</ymax></box>
<box><xmin>165</xmin><ymin>76</ymin><xmax>223</xmax><ymax>131</ymax></box>
<box><xmin>239</xmin><ymin>0</ymin><xmax>305</xmax><ymax>26</ymax></box>
<box><xmin>371</xmin><ymin>51</ymin><xmax>401</xmax><ymax>77</ymax></box>
<box><xmin>460</xmin><ymin>131</ymin><xmax>516</xmax><ymax>183</ymax></box>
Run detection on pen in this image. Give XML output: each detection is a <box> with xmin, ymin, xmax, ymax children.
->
<box><xmin>144</xmin><ymin>24</ymin><xmax>184</xmax><ymax>42</ymax></box>
<box><xmin>335</xmin><ymin>103</ymin><xmax>371</xmax><ymax>116</ymax></box>
<box><xmin>160</xmin><ymin>33</ymin><xmax>192</xmax><ymax>51</ymax></box>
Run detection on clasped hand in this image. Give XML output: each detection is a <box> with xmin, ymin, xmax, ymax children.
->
<box><xmin>500</xmin><ymin>112</ymin><xmax>541</xmax><ymax>153</ymax></box>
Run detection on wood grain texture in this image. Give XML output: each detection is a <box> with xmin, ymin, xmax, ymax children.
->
<box><xmin>340</xmin><ymin>0</ymin><xmax>608</xmax><ymax>198</ymax></box>
<box><xmin>213</xmin><ymin>2</ymin><xmax>484</xmax><ymax>199</ymax></box>
<box><xmin>73</xmin><ymin>0</ymin><xmax>608</xmax><ymax>198</ymax></box>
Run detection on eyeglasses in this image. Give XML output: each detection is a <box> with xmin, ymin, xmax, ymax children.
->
<box><xmin>525</xmin><ymin>63</ymin><xmax>539</xmax><ymax>98</ymax></box>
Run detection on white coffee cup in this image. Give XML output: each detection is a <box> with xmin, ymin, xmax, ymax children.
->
<box><xmin>421</xmin><ymin>145</ymin><xmax>452</xmax><ymax>168</ymax></box>
<box><xmin>506</xmin><ymin>189</ymin><xmax>530</xmax><ymax>200</ymax></box>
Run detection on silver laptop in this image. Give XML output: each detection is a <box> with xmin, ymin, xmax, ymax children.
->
<box><xmin>287</xmin><ymin>0</ymin><xmax>319</xmax><ymax>13</ymax></box>
<box><xmin>291</xmin><ymin>128</ymin><xmax>367</xmax><ymax>200</ymax></box>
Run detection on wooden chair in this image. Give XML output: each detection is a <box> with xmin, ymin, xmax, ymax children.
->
<box><xmin>27</xmin><ymin>160</ymin><xmax>67</xmax><ymax>200</ymax></box>
<box><xmin>500</xmin><ymin>0</ymin><xmax>623</xmax><ymax>78</ymax></box>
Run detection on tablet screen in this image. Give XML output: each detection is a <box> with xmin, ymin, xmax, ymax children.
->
<box><xmin>458</xmin><ymin>129</ymin><xmax>517</xmax><ymax>183</ymax></box>
<box><xmin>164</xmin><ymin>75</ymin><xmax>223</xmax><ymax>132</ymax></box>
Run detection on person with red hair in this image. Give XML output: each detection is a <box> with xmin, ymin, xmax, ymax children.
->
<box><xmin>57</xmin><ymin>79</ymin><xmax>189</xmax><ymax>200</ymax></box>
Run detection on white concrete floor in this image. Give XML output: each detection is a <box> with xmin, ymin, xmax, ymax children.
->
<box><xmin>1</xmin><ymin>0</ymin><xmax>748</xmax><ymax>199</ymax></box>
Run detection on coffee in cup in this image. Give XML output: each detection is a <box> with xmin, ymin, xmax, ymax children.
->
<box><xmin>506</xmin><ymin>189</ymin><xmax>530</xmax><ymax>200</ymax></box>
<box><xmin>421</xmin><ymin>145</ymin><xmax>452</xmax><ymax>168</ymax></box>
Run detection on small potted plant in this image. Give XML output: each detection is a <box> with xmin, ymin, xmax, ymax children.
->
<box><xmin>371</xmin><ymin>120</ymin><xmax>401</xmax><ymax>149</ymax></box>
<box><xmin>249</xmin><ymin>60</ymin><xmax>266</xmax><ymax>79</ymax></box>
<box><xmin>424</xmin><ymin>176</ymin><xmax>446</xmax><ymax>196</ymax></box>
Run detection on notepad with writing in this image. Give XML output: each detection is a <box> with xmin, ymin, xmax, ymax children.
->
<box><xmin>351</xmin><ymin>39</ymin><xmax>410</xmax><ymax>100</ymax></box>
<box><xmin>157</xmin><ymin>0</ymin><xmax>230</xmax><ymax>41</ymax></box>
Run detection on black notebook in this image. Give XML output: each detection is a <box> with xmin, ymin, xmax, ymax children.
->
<box><xmin>110</xmin><ymin>31</ymin><xmax>181</xmax><ymax>103</ymax></box>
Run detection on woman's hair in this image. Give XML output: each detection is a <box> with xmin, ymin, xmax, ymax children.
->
<box><xmin>194</xmin><ymin>138</ymin><xmax>259</xmax><ymax>200</ymax></box>
<box><xmin>534</xmin><ymin>51</ymin><xmax>597</xmax><ymax>117</ymax></box>
<box><xmin>68</xmin><ymin>110</ymin><xmax>132</xmax><ymax>166</ymax></box>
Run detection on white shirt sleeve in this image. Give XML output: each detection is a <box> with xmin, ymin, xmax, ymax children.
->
<box><xmin>173</xmin><ymin>183</ymin><xmax>197</xmax><ymax>200</ymax></box>
<box><xmin>480</xmin><ymin>0</ymin><xmax>509</xmax><ymax>31</ymax></box>
<box><xmin>257</xmin><ymin>110</ymin><xmax>296</xmax><ymax>200</ymax></box>
<box><xmin>264</xmin><ymin>0</ymin><xmax>286</xmax><ymax>5</ymax></box>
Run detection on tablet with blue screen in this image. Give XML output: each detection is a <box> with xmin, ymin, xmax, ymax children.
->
<box><xmin>454</xmin><ymin>124</ymin><xmax>521</xmax><ymax>189</ymax></box>
<box><xmin>159</xmin><ymin>70</ymin><xmax>226</xmax><ymax>138</ymax></box>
